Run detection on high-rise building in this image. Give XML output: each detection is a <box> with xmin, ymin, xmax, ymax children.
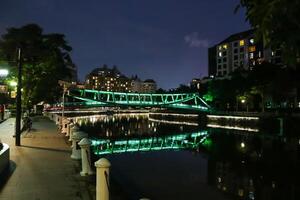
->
<box><xmin>85</xmin><ymin>65</ymin><xmax>131</xmax><ymax>92</ymax></box>
<box><xmin>130</xmin><ymin>75</ymin><xmax>143</xmax><ymax>93</ymax></box>
<box><xmin>142</xmin><ymin>79</ymin><xmax>157</xmax><ymax>93</ymax></box>
<box><xmin>85</xmin><ymin>66</ymin><xmax>158</xmax><ymax>93</ymax></box>
<box><xmin>208</xmin><ymin>29</ymin><xmax>282</xmax><ymax>77</ymax></box>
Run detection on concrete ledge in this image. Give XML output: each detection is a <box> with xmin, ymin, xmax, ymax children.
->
<box><xmin>0</xmin><ymin>143</ymin><xmax>10</xmax><ymax>174</ymax></box>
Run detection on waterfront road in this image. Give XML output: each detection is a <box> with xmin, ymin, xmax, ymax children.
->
<box><xmin>0</xmin><ymin>117</ymin><xmax>91</xmax><ymax>200</ymax></box>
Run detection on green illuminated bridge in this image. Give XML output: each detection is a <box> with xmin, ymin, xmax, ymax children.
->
<box><xmin>91</xmin><ymin>131</ymin><xmax>210</xmax><ymax>155</ymax></box>
<box><xmin>67</xmin><ymin>89</ymin><xmax>210</xmax><ymax>112</ymax></box>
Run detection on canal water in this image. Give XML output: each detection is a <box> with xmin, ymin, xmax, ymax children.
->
<box><xmin>71</xmin><ymin>113</ymin><xmax>300</xmax><ymax>200</ymax></box>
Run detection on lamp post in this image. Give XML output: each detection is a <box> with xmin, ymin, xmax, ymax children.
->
<box><xmin>15</xmin><ymin>47</ymin><xmax>22</xmax><ymax>146</ymax></box>
<box><xmin>62</xmin><ymin>85</ymin><xmax>66</xmax><ymax>119</ymax></box>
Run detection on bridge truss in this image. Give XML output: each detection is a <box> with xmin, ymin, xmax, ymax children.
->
<box><xmin>66</xmin><ymin>89</ymin><xmax>210</xmax><ymax>112</ymax></box>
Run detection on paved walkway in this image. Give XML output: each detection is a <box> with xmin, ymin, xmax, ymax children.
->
<box><xmin>0</xmin><ymin>117</ymin><xmax>91</xmax><ymax>200</ymax></box>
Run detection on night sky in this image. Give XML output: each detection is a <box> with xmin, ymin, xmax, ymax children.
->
<box><xmin>0</xmin><ymin>0</ymin><xmax>249</xmax><ymax>89</ymax></box>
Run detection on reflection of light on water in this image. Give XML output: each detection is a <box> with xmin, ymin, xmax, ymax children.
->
<box><xmin>207</xmin><ymin>124</ymin><xmax>259</xmax><ymax>132</ymax></box>
<box><xmin>91</xmin><ymin>130</ymin><xmax>208</xmax><ymax>155</ymax></box>
<box><xmin>148</xmin><ymin>117</ymin><xmax>199</xmax><ymax>126</ymax></box>
<box><xmin>69</xmin><ymin>113</ymin><xmax>149</xmax><ymax>124</ymax></box>
<box><xmin>150</xmin><ymin>113</ymin><xmax>198</xmax><ymax>117</ymax></box>
<box><xmin>207</xmin><ymin>115</ymin><xmax>259</xmax><ymax>120</ymax></box>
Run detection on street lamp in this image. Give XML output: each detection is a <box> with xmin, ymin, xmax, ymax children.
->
<box><xmin>241</xmin><ymin>142</ymin><xmax>245</xmax><ymax>148</ymax></box>
<box><xmin>0</xmin><ymin>69</ymin><xmax>9</xmax><ymax>77</ymax></box>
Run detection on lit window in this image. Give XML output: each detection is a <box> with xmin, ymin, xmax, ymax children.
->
<box><xmin>250</xmin><ymin>53</ymin><xmax>254</xmax><ymax>59</ymax></box>
<box><xmin>239</xmin><ymin>40</ymin><xmax>245</xmax><ymax>46</ymax></box>
<box><xmin>249</xmin><ymin>46</ymin><xmax>256</xmax><ymax>52</ymax></box>
<box><xmin>218</xmin><ymin>46</ymin><xmax>222</xmax><ymax>50</ymax></box>
<box><xmin>218</xmin><ymin>52</ymin><xmax>222</xmax><ymax>57</ymax></box>
<box><xmin>222</xmin><ymin>44</ymin><xmax>227</xmax><ymax>49</ymax></box>
<box><xmin>250</xmin><ymin>38</ymin><xmax>254</xmax><ymax>44</ymax></box>
<box><xmin>258</xmin><ymin>51</ymin><xmax>261</xmax><ymax>58</ymax></box>
<box><xmin>271</xmin><ymin>51</ymin><xmax>274</xmax><ymax>56</ymax></box>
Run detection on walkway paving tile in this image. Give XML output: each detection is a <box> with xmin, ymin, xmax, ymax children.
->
<box><xmin>0</xmin><ymin>117</ymin><xmax>91</xmax><ymax>200</ymax></box>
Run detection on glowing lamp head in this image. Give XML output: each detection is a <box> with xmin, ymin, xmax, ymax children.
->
<box><xmin>9</xmin><ymin>81</ymin><xmax>17</xmax><ymax>87</ymax></box>
<box><xmin>0</xmin><ymin>69</ymin><xmax>9</xmax><ymax>77</ymax></box>
<box><xmin>241</xmin><ymin>142</ymin><xmax>245</xmax><ymax>148</ymax></box>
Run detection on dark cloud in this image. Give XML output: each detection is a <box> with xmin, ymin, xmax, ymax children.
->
<box><xmin>184</xmin><ymin>32</ymin><xmax>210</xmax><ymax>48</ymax></box>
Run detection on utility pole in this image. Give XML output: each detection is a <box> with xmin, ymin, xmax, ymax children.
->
<box><xmin>15</xmin><ymin>47</ymin><xmax>22</xmax><ymax>146</ymax></box>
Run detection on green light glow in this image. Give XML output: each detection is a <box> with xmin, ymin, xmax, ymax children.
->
<box><xmin>203</xmin><ymin>94</ymin><xmax>213</xmax><ymax>102</ymax></box>
<box><xmin>91</xmin><ymin>131</ymin><xmax>209</xmax><ymax>155</ymax></box>
<box><xmin>202</xmin><ymin>138</ymin><xmax>213</xmax><ymax>149</ymax></box>
<box><xmin>66</xmin><ymin>88</ymin><xmax>211</xmax><ymax>112</ymax></box>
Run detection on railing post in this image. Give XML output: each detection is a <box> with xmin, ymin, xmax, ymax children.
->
<box><xmin>71</xmin><ymin>129</ymin><xmax>88</xmax><ymax>160</ymax></box>
<box><xmin>66</xmin><ymin>120</ymin><xmax>74</xmax><ymax>137</ymax></box>
<box><xmin>69</xmin><ymin>123</ymin><xmax>78</xmax><ymax>142</ymax></box>
<box><xmin>78</xmin><ymin>138</ymin><xmax>93</xmax><ymax>176</ymax></box>
<box><xmin>61</xmin><ymin>118</ymin><xmax>69</xmax><ymax>134</ymax></box>
<box><xmin>95</xmin><ymin>158</ymin><xmax>111</xmax><ymax>200</ymax></box>
<box><xmin>55</xmin><ymin>114</ymin><xmax>60</xmax><ymax>125</ymax></box>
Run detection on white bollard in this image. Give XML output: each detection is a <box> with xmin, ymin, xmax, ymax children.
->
<box><xmin>61</xmin><ymin>118</ymin><xmax>69</xmax><ymax>134</ymax></box>
<box><xmin>55</xmin><ymin>114</ymin><xmax>61</xmax><ymax>125</ymax></box>
<box><xmin>95</xmin><ymin>158</ymin><xmax>111</xmax><ymax>200</ymax></box>
<box><xmin>69</xmin><ymin>123</ymin><xmax>78</xmax><ymax>142</ymax></box>
<box><xmin>66</xmin><ymin>121</ymin><xmax>74</xmax><ymax>137</ymax></box>
<box><xmin>79</xmin><ymin>138</ymin><xmax>93</xmax><ymax>176</ymax></box>
<box><xmin>71</xmin><ymin>129</ymin><xmax>88</xmax><ymax>160</ymax></box>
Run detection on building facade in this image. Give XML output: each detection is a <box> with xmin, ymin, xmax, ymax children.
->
<box><xmin>208</xmin><ymin>29</ymin><xmax>282</xmax><ymax>77</ymax></box>
<box><xmin>85</xmin><ymin>66</ymin><xmax>131</xmax><ymax>92</ymax></box>
<box><xmin>130</xmin><ymin>76</ymin><xmax>143</xmax><ymax>93</ymax></box>
<box><xmin>142</xmin><ymin>79</ymin><xmax>157</xmax><ymax>93</ymax></box>
<box><xmin>85</xmin><ymin>66</ymin><xmax>157</xmax><ymax>93</ymax></box>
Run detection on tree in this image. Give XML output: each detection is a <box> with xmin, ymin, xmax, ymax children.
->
<box><xmin>171</xmin><ymin>84</ymin><xmax>193</xmax><ymax>93</ymax></box>
<box><xmin>0</xmin><ymin>24</ymin><xmax>74</xmax><ymax>108</ymax></box>
<box><xmin>237</xmin><ymin>0</ymin><xmax>300</xmax><ymax>65</ymax></box>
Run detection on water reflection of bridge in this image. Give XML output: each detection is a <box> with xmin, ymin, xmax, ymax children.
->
<box><xmin>91</xmin><ymin>131</ymin><xmax>208</xmax><ymax>155</ymax></box>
